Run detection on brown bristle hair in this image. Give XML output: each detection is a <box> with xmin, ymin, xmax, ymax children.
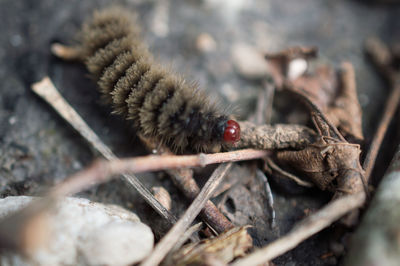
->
<box><xmin>77</xmin><ymin>8</ymin><xmax>230</xmax><ymax>152</ymax></box>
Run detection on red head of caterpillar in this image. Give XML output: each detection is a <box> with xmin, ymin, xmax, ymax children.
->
<box><xmin>74</xmin><ymin>8</ymin><xmax>240</xmax><ymax>152</ymax></box>
<box><xmin>223</xmin><ymin>120</ymin><xmax>240</xmax><ymax>143</ymax></box>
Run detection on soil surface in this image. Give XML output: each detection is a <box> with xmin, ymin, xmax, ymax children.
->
<box><xmin>1</xmin><ymin>0</ymin><xmax>399</xmax><ymax>265</ymax></box>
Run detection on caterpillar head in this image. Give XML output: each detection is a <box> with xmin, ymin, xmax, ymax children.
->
<box><xmin>223</xmin><ymin>119</ymin><xmax>241</xmax><ymax>143</ymax></box>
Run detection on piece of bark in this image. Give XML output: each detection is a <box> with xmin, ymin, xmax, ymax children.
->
<box><xmin>235</xmin><ymin>121</ymin><xmax>316</xmax><ymax>150</ymax></box>
<box><xmin>345</xmin><ymin>146</ymin><xmax>400</xmax><ymax>266</ymax></box>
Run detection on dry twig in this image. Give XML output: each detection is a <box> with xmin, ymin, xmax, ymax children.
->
<box><xmin>51</xmin><ymin>43</ymin><xmax>82</xmax><ymax>61</ymax></box>
<box><xmin>31</xmin><ymin>77</ymin><xmax>177</xmax><ymax>224</ymax></box>
<box><xmin>264</xmin><ymin>157</ymin><xmax>314</xmax><ymax>187</ymax></box>
<box><xmin>140</xmin><ymin>136</ymin><xmax>235</xmax><ymax>234</ymax></box>
<box><xmin>49</xmin><ymin>149</ymin><xmax>269</xmax><ymax>197</ymax></box>
<box><xmin>167</xmin><ymin>169</ymin><xmax>234</xmax><ymax>234</ymax></box>
<box><xmin>235</xmin><ymin>121</ymin><xmax>316</xmax><ymax>150</ymax></box>
<box><xmin>140</xmin><ymin>163</ymin><xmax>233</xmax><ymax>266</ymax></box>
<box><xmin>363</xmin><ymin>38</ymin><xmax>400</xmax><ymax>183</ymax></box>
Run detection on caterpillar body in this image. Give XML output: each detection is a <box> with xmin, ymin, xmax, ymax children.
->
<box><xmin>74</xmin><ymin>8</ymin><xmax>240</xmax><ymax>152</ymax></box>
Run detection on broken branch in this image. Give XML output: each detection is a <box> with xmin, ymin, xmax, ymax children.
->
<box><xmin>49</xmin><ymin>149</ymin><xmax>268</xmax><ymax>197</ymax></box>
<box><xmin>140</xmin><ymin>163</ymin><xmax>233</xmax><ymax>266</ymax></box>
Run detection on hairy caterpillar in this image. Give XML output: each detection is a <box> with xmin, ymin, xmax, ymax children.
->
<box><xmin>70</xmin><ymin>8</ymin><xmax>240</xmax><ymax>152</ymax></box>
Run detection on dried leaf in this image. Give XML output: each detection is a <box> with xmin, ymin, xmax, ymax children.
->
<box><xmin>276</xmin><ymin>138</ymin><xmax>362</xmax><ymax>191</ymax></box>
<box><xmin>275</xmin><ymin>112</ymin><xmax>364</xmax><ymax>196</ymax></box>
<box><xmin>264</xmin><ymin>47</ymin><xmax>364</xmax><ymax>141</ymax></box>
<box><xmin>264</xmin><ymin>46</ymin><xmax>318</xmax><ymax>88</ymax></box>
<box><xmin>167</xmin><ymin>226</ymin><xmax>252</xmax><ymax>266</ymax></box>
<box><xmin>286</xmin><ymin>62</ymin><xmax>363</xmax><ymax>141</ymax></box>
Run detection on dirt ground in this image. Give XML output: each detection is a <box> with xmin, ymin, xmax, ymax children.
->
<box><xmin>1</xmin><ymin>0</ymin><xmax>399</xmax><ymax>265</ymax></box>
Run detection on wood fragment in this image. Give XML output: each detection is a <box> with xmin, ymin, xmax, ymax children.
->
<box><xmin>31</xmin><ymin>77</ymin><xmax>177</xmax><ymax>224</ymax></box>
<box><xmin>140</xmin><ymin>163</ymin><xmax>233</xmax><ymax>266</ymax></box>
<box><xmin>235</xmin><ymin>121</ymin><xmax>316</xmax><ymax>150</ymax></box>
<box><xmin>231</xmin><ymin>192</ymin><xmax>365</xmax><ymax>266</ymax></box>
<box><xmin>48</xmin><ymin>149</ymin><xmax>268</xmax><ymax>198</ymax></box>
<box><xmin>167</xmin><ymin>169</ymin><xmax>234</xmax><ymax>234</ymax></box>
<box><xmin>51</xmin><ymin>43</ymin><xmax>83</xmax><ymax>61</ymax></box>
<box><xmin>152</xmin><ymin>187</ymin><xmax>172</xmax><ymax>211</ymax></box>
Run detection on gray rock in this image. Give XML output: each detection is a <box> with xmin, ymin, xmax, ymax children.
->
<box><xmin>0</xmin><ymin>196</ymin><xmax>154</xmax><ymax>266</ymax></box>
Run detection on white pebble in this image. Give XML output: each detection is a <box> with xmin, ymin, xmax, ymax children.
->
<box><xmin>80</xmin><ymin>221</ymin><xmax>154</xmax><ymax>266</ymax></box>
<box><xmin>232</xmin><ymin>43</ymin><xmax>269</xmax><ymax>80</ymax></box>
<box><xmin>0</xmin><ymin>196</ymin><xmax>154</xmax><ymax>266</ymax></box>
<box><xmin>196</xmin><ymin>33</ymin><xmax>217</xmax><ymax>53</ymax></box>
<box><xmin>287</xmin><ymin>58</ymin><xmax>308</xmax><ymax>80</ymax></box>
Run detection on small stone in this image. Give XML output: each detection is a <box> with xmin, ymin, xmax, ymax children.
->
<box><xmin>0</xmin><ymin>196</ymin><xmax>154</xmax><ymax>266</ymax></box>
<box><xmin>10</xmin><ymin>34</ymin><xmax>22</xmax><ymax>47</ymax></box>
<box><xmin>196</xmin><ymin>33</ymin><xmax>217</xmax><ymax>53</ymax></box>
<box><xmin>232</xmin><ymin>43</ymin><xmax>269</xmax><ymax>80</ymax></box>
<box><xmin>287</xmin><ymin>58</ymin><xmax>308</xmax><ymax>80</ymax></box>
<box><xmin>80</xmin><ymin>221</ymin><xmax>154</xmax><ymax>266</ymax></box>
<box><xmin>8</xmin><ymin>116</ymin><xmax>17</xmax><ymax>125</ymax></box>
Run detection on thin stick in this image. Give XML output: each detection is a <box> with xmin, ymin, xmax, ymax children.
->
<box><xmin>231</xmin><ymin>192</ymin><xmax>366</xmax><ymax>266</ymax></box>
<box><xmin>265</xmin><ymin>157</ymin><xmax>313</xmax><ymax>187</ymax></box>
<box><xmin>167</xmin><ymin>169</ymin><xmax>234</xmax><ymax>234</ymax></box>
<box><xmin>363</xmin><ymin>38</ymin><xmax>400</xmax><ymax>183</ymax></box>
<box><xmin>169</xmin><ymin>222</ymin><xmax>203</xmax><ymax>254</ymax></box>
<box><xmin>50</xmin><ymin>149</ymin><xmax>268</xmax><ymax>197</ymax></box>
<box><xmin>51</xmin><ymin>43</ymin><xmax>82</xmax><ymax>61</ymax></box>
<box><xmin>363</xmin><ymin>82</ymin><xmax>400</xmax><ymax>182</ymax></box>
<box><xmin>141</xmin><ymin>136</ymin><xmax>234</xmax><ymax>234</ymax></box>
<box><xmin>31</xmin><ymin>77</ymin><xmax>177</xmax><ymax>224</ymax></box>
<box><xmin>140</xmin><ymin>163</ymin><xmax>233</xmax><ymax>266</ymax></box>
